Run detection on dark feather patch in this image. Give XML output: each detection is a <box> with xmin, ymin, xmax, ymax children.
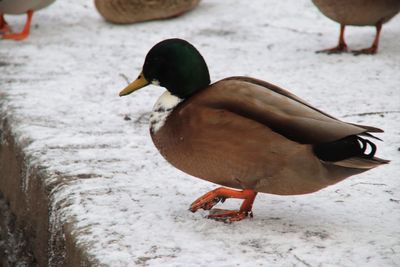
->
<box><xmin>313</xmin><ymin>136</ymin><xmax>377</xmax><ymax>162</ymax></box>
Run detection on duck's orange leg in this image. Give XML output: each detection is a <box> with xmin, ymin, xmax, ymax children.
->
<box><xmin>352</xmin><ymin>21</ymin><xmax>382</xmax><ymax>55</ymax></box>
<box><xmin>0</xmin><ymin>14</ymin><xmax>11</xmax><ymax>34</ymax></box>
<box><xmin>2</xmin><ymin>10</ymin><xmax>33</xmax><ymax>41</ymax></box>
<box><xmin>190</xmin><ymin>187</ymin><xmax>257</xmax><ymax>222</ymax></box>
<box><xmin>317</xmin><ymin>24</ymin><xmax>348</xmax><ymax>54</ymax></box>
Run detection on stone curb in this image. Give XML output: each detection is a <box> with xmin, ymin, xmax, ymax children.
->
<box><xmin>0</xmin><ymin>115</ymin><xmax>93</xmax><ymax>267</ymax></box>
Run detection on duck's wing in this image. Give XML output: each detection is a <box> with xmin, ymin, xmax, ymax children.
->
<box><xmin>226</xmin><ymin>76</ymin><xmax>382</xmax><ymax>133</ymax></box>
<box><xmin>188</xmin><ymin>76</ymin><xmax>382</xmax><ymax>144</ymax></box>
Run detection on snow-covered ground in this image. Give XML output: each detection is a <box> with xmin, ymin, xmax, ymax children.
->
<box><xmin>1</xmin><ymin>0</ymin><xmax>399</xmax><ymax>266</ymax></box>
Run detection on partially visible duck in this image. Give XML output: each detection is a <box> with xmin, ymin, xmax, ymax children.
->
<box><xmin>119</xmin><ymin>38</ymin><xmax>389</xmax><ymax>222</ymax></box>
<box><xmin>0</xmin><ymin>0</ymin><xmax>55</xmax><ymax>40</ymax></box>
<box><xmin>94</xmin><ymin>0</ymin><xmax>200</xmax><ymax>24</ymax></box>
<box><xmin>312</xmin><ymin>0</ymin><xmax>400</xmax><ymax>54</ymax></box>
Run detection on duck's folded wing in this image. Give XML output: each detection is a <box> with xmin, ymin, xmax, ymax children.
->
<box><xmin>192</xmin><ymin>76</ymin><xmax>382</xmax><ymax>144</ymax></box>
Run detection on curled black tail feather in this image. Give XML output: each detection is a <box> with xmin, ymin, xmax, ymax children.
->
<box><xmin>313</xmin><ymin>136</ymin><xmax>378</xmax><ymax>162</ymax></box>
<box><xmin>358</xmin><ymin>138</ymin><xmax>376</xmax><ymax>158</ymax></box>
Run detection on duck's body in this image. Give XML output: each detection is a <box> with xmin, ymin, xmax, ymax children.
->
<box><xmin>0</xmin><ymin>0</ymin><xmax>55</xmax><ymax>15</ymax></box>
<box><xmin>151</xmin><ymin>77</ymin><xmax>385</xmax><ymax>196</ymax></box>
<box><xmin>313</xmin><ymin>0</ymin><xmax>400</xmax><ymax>26</ymax></box>
<box><xmin>312</xmin><ymin>0</ymin><xmax>400</xmax><ymax>54</ymax></box>
<box><xmin>94</xmin><ymin>0</ymin><xmax>200</xmax><ymax>24</ymax></box>
<box><xmin>119</xmin><ymin>39</ymin><xmax>388</xmax><ymax>222</ymax></box>
<box><xmin>0</xmin><ymin>0</ymin><xmax>55</xmax><ymax>40</ymax></box>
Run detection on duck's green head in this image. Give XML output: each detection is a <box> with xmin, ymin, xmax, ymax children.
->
<box><xmin>119</xmin><ymin>38</ymin><xmax>211</xmax><ymax>99</ymax></box>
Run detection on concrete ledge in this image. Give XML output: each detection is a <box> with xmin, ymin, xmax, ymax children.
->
<box><xmin>0</xmin><ymin>116</ymin><xmax>58</xmax><ymax>266</ymax></box>
<box><xmin>0</xmin><ymin>191</ymin><xmax>34</xmax><ymax>266</ymax></box>
<box><xmin>0</xmin><ymin>117</ymin><xmax>93</xmax><ymax>266</ymax></box>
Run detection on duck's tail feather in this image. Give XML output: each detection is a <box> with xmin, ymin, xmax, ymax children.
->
<box><xmin>359</xmin><ymin>132</ymin><xmax>382</xmax><ymax>141</ymax></box>
<box><xmin>351</xmin><ymin>123</ymin><xmax>384</xmax><ymax>133</ymax></box>
<box><xmin>313</xmin><ymin>135</ymin><xmax>388</xmax><ymax>166</ymax></box>
<box><xmin>332</xmin><ymin>156</ymin><xmax>390</xmax><ymax>169</ymax></box>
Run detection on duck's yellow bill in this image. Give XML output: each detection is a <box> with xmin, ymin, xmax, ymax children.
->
<box><xmin>119</xmin><ymin>72</ymin><xmax>150</xmax><ymax>96</ymax></box>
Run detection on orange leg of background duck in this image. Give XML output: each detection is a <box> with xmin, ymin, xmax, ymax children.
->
<box><xmin>352</xmin><ymin>21</ymin><xmax>382</xmax><ymax>55</ymax></box>
<box><xmin>2</xmin><ymin>10</ymin><xmax>33</xmax><ymax>41</ymax></box>
<box><xmin>190</xmin><ymin>187</ymin><xmax>258</xmax><ymax>222</ymax></box>
<box><xmin>317</xmin><ymin>24</ymin><xmax>348</xmax><ymax>54</ymax></box>
<box><xmin>0</xmin><ymin>14</ymin><xmax>11</xmax><ymax>34</ymax></box>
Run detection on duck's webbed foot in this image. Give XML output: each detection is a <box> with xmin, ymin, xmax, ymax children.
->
<box><xmin>352</xmin><ymin>45</ymin><xmax>378</xmax><ymax>56</ymax></box>
<box><xmin>207</xmin><ymin>209</ymin><xmax>253</xmax><ymax>223</ymax></box>
<box><xmin>189</xmin><ymin>187</ymin><xmax>257</xmax><ymax>223</ymax></box>
<box><xmin>352</xmin><ymin>22</ymin><xmax>382</xmax><ymax>56</ymax></box>
<box><xmin>2</xmin><ymin>10</ymin><xmax>33</xmax><ymax>41</ymax></box>
<box><xmin>316</xmin><ymin>43</ymin><xmax>348</xmax><ymax>54</ymax></box>
<box><xmin>317</xmin><ymin>24</ymin><xmax>348</xmax><ymax>54</ymax></box>
<box><xmin>0</xmin><ymin>14</ymin><xmax>11</xmax><ymax>34</ymax></box>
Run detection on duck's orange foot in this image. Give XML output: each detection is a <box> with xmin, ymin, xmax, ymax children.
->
<box><xmin>352</xmin><ymin>46</ymin><xmax>378</xmax><ymax>56</ymax></box>
<box><xmin>189</xmin><ymin>189</ymin><xmax>226</xmax><ymax>211</ymax></box>
<box><xmin>208</xmin><ymin>209</ymin><xmax>252</xmax><ymax>223</ymax></box>
<box><xmin>352</xmin><ymin>22</ymin><xmax>381</xmax><ymax>56</ymax></box>
<box><xmin>0</xmin><ymin>24</ymin><xmax>11</xmax><ymax>34</ymax></box>
<box><xmin>0</xmin><ymin>15</ymin><xmax>11</xmax><ymax>34</ymax></box>
<box><xmin>2</xmin><ymin>10</ymin><xmax>33</xmax><ymax>41</ymax></box>
<box><xmin>0</xmin><ymin>23</ymin><xmax>11</xmax><ymax>34</ymax></box>
<box><xmin>2</xmin><ymin>31</ymin><xmax>30</xmax><ymax>41</ymax></box>
<box><xmin>189</xmin><ymin>187</ymin><xmax>257</xmax><ymax>222</ymax></box>
<box><xmin>316</xmin><ymin>44</ymin><xmax>348</xmax><ymax>54</ymax></box>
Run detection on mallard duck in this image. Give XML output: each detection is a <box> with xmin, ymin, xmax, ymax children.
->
<box><xmin>94</xmin><ymin>0</ymin><xmax>200</xmax><ymax>24</ymax></box>
<box><xmin>0</xmin><ymin>0</ymin><xmax>55</xmax><ymax>40</ymax></box>
<box><xmin>119</xmin><ymin>38</ymin><xmax>389</xmax><ymax>222</ymax></box>
<box><xmin>312</xmin><ymin>0</ymin><xmax>400</xmax><ymax>54</ymax></box>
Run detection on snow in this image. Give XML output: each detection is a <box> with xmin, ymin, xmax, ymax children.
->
<box><xmin>1</xmin><ymin>0</ymin><xmax>399</xmax><ymax>266</ymax></box>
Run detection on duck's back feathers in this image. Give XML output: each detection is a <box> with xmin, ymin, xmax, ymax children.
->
<box><xmin>223</xmin><ymin>76</ymin><xmax>383</xmax><ymax>135</ymax></box>
<box><xmin>94</xmin><ymin>0</ymin><xmax>200</xmax><ymax>24</ymax></box>
<box><xmin>192</xmin><ymin>77</ymin><xmax>380</xmax><ymax>144</ymax></box>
